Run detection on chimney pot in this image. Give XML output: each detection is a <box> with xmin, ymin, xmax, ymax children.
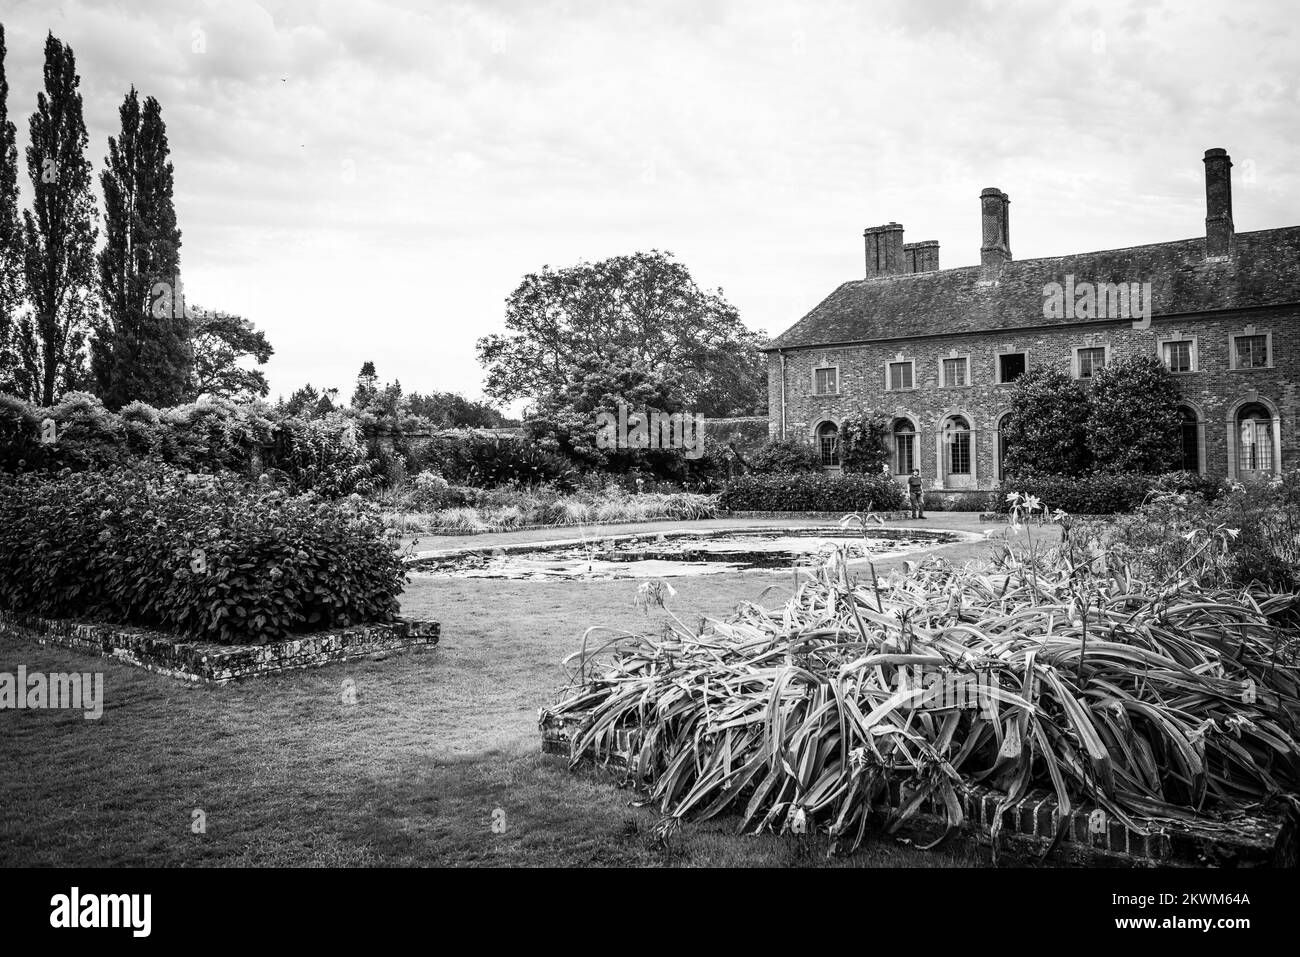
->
<box><xmin>903</xmin><ymin>240</ymin><xmax>940</xmax><ymax>273</ymax></box>
<box><xmin>1203</xmin><ymin>148</ymin><xmax>1234</xmax><ymax>258</ymax></box>
<box><xmin>864</xmin><ymin>222</ymin><xmax>906</xmax><ymax>278</ymax></box>
<box><xmin>980</xmin><ymin>188</ymin><xmax>1011</xmax><ymax>270</ymax></box>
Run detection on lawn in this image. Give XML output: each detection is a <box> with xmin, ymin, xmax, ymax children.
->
<box><xmin>0</xmin><ymin>521</ymin><xmax>995</xmax><ymax>867</ymax></box>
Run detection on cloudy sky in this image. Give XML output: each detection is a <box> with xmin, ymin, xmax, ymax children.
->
<box><xmin>3</xmin><ymin>0</ymin><xmax>1297</xmax><ymax>408</ymax></box>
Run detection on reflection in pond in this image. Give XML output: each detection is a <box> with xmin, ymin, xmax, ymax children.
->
<box><xmin>412</xmin><ymin>528</ymin><xmax>958</xmax><ymax>581</ymax></box>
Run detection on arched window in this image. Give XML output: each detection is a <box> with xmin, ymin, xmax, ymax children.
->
<box><xmin>893</xmin><ymin>418</ymin><xmax>916</xmax><ymax>474</ymax></box>
<box><xmin>1178</xmin><ymin>405</ymin><xmax>1200</xmax><ymax>472</ymax></box>
<box><xmin>942</xmin><ymin>414</ymin><xmax>972</xmax><ymax>483</ymax></box>
<box><xmin>994</xmin><ymin>412</ymin><xmax>1011</xmax><ymax>481</ymax></box>
<box><xmin>816</xmin><ymin>421</ymin><xmax>840</xmax><ymax>468</ymax></box>
<box><xmin>1236</xmin><ymin>403</ymin><xmax>1274</xmax><ymax>474</ymax></box>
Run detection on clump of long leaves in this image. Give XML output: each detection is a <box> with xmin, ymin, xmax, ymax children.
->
<box><xmin>547</xmin><ymin>533</ymin><xmax>1300</xmax><ymax>855</ymax></box>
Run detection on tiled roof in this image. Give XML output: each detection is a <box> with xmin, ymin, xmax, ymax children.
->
<box><xmin>763</xmin><ymin>226</ymin><xmax>1300</xmax><ymax>351</ymax></box>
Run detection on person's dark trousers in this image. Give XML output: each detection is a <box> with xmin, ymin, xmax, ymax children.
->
<box><xmin>910</xmin><ymin>493</ymin><xmax>925</xmax><ymax>518</ymax></box>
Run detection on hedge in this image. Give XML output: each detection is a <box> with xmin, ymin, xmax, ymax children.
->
<box><xmin>720</xmin><ymin>472</ymin><xmax>907</xmax><ymax>513</ymax></box>
<box><xmin>0</xmin><ymin>466</ymin><xmax>406</xmax><ymax>645</ymax></box>
<box><xmin>1000</xmin><ymin>470</ymin><xmax>1221</xmax><ymax>515</ymax></box>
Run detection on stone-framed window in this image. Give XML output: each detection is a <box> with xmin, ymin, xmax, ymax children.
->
<box><xmin>815</xmin><ymin>420</ymin><xmax>840</xmax><ymax>468</ymax></box>
<box><xmin>995</xmin><ymin>351</ymin><xmax>1027</xmax><ymax>384</ymax></box>
<box><xmin>939</xmin><ymin>355</ymin><xmax>971</xmax><ymax>388</ymax></box>
<box><xmin>1158</xmin><ymin>335</ymin><xmax>1199</xmax><ymax>374</ymax></box>
<box><xmin>1073</xmin><ymin>345</ymin><xmax>1109</xmax><ymax>379</ymax></box>
<box><xmin>1226</xmin><ymin>395</ymin><xmax>1282</xmax><ymax>481</ymax></box>
<box><xmin>993</xmin><ymin>410</ymin><xmax>1013</xmax><ymax>484</ymax></box>
<box><xmin>893</xmin><ymin>417</ymin><xmax>917</xmax><ymax>474</ymax></box>
<box><xmin>1177</xmin><ymin>403</ymin><xmax>1206</xmax><ymax>474</ymax></box>
<box><xmin>936</xmin><ymin>410</ymin><xmax>977</xmax><ymax>489</ymax></box>
<box><xmin>1235</xmin><ymin>403</ymin><xmax>1275</xmax><ymax>473</ymax></box>
<box><xmin>1231</xmin><ymin>332</ymin><xmax>1271</xmax><ymax>370</ymax></box>
<box><xmin>812</xmin><ymin>365</ymin><xmax>839</xmax><ymax>396</ymax></box>
<box><xmin>886</xmin><ymin>360</ymin><xmax>915</xmax><ymax>391</ymax></box>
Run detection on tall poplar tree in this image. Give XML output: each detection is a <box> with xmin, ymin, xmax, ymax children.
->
<box><xmin>0</xmin><ymin>24</ymin><xmax>26</xmax><ymax>396</ymax></box>
<box><xmin>20</xmin><ymin>32</ymin><xmax>97</xmax><ymax>406</ymax></box>
<box><xmin>94</xmin><ymin>87</ymin><xmax>187</xmax><ymax>408</ymax></box>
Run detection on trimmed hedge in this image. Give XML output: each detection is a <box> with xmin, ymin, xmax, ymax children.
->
<box><xmin>720</xmin><ymin>472</ymin><xmax>907</xmax><ymax>513</ymax></box>
<box><xmin>0</xmin><ymin>466</ymin><xmax>406</xmax><ymax>645</ymax></box>
<box><xmin>1000</xmin><ymin>470</ymin><xmax>1221</xmax><ymax>515</ymax></box>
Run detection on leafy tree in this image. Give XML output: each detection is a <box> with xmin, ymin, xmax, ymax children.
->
<box><xmin>1001</xmin><ymin>364</ymin><xmax>1091</xmax><ymax>477</ymax></box>
<box><xmin>405</xmin><ymin>390</ymin><xmax>514</xmax><ymax>429</ymax></box>
<box><xmin>186</xmin><ymin>307</ymin><xmax>273</xmax><ymax>400</ymax></box>
<box><xmin>841</xmin><ymin>412</ymin><xmax>892</xmax><ymax>474</ymax></box>
<box><xmin>280</xmin><ymin>383</ymin><xmax>338</xmax><ymax>419</ymax></box>
<box><xmin>19</xmin><ymin>33</ymin><xmax>98</xmax><ymax>405</ymax></box>
<box><xmin>1085</xmin><ymin>353</ymin><xmax>1182</xmax><ymax>473</ymax></box>
<box><xmin>93</xmin><ymin>88</ymin><xmax>187</xmax><ymax>408</ymax></box>
<box><xmin>351</xmin><ymin>360</ymin><xmax>377</xmax><ymax>410</ymax></box>
<box><xmin>526</xmin><ymin>359</ymin><xmax>699</xmax><ymax>478</ymax></box>
<box><xmin>0</xmin><ymin>25</ymin><xmax>24</xmax><ymax>397</ymax></box>
<box><xmin>477</xmin><ymin>250</ymin><xmax>767</xmax><ymax>418</ymax></box>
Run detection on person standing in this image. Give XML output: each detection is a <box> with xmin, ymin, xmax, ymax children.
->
<box><xmin>908</xmin><ymin>469</ymin><xmax>925</xmax><ymax>519</ymax></box>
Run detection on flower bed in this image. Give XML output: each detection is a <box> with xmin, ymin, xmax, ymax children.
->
<box><xmin>385</xmin><ymin>485</ymin><xmax>718</xmax><ymax>534</ymax></box>
<box><xmin>543</xmin><ymin>529</ymin><xmax>1300</xmax><ymax>856</ymax></box>
<box><xmin>0</xmin><ymin>466</ymin><xmax>406</xmax><ymax>645</ymax></box>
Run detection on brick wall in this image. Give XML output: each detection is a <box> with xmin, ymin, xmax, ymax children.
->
<box><xmin>768</xmin><ymin>305</ymin><xmax>1299</xmax><ymax>489</ymax></box>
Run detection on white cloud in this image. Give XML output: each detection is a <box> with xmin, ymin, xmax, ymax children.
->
<box><xmin>1</xmin><ymin>0</ymin><xmax>1296</xmax><ymax>402</ymax></box>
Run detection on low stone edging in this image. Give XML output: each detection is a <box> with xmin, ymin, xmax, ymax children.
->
<box><xmin>724</xmin><ymin>510</ymin><xmax>915</xmax><ymax>522</ymax></box>
<box><xmin>0</xmin><ymin>609</ymin><xmax>439</xmax><ymax>685</ymax></box>
<box><xmin>405</xmin><ymin>515</ymin><xmax>721</xmax><ymax>537</ymax></box>
<box><xmin>539</xmin><ymin>708</ymin><xmax>1296</xmax><ymax>867</ymax></box>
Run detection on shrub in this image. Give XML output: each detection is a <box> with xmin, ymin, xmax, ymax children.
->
<box><xmin>158</xmin><ymin>398</ymin><xmax>274</xmax><ymax>473</ymax></box>
<box><xmin>0</xmin><ymin>466</ymin><xmax>406</xmax><ymax>645</ymax></box>
<box><xmin>36</xmin><ymin>392</ymin><xmax>131</xmax><ymax>471</ymax></box>
<box><xmin>274</xmin><ymin>413</ymin><xmax>380</xmax><ymax>498</ymax></box>
<box><xmin>1068</xmin><ymin>472</ymin><xmax>1300</xmax><ymax>594</ymax></box>
<box><xmin>720</xmin><ymin>472</ymin><xmax>906</xmax><ymax>513</ymax></box>
<box><xmin>0</xmin><ymin>392</ymin><xmax>49</xmax><ymax>472</ymax></box>
<box><xmin>746</xmin><ymin>439</ymin><xmax>823</xmax><ymax>474</ymax></box>
<box><xmin>1085</xmin><ymin>353</ymin><xmax>1183</xmax><ymax>473</ymax></box>
<box><xmin>1002</xmin><ymin>470</ymin><xmax>1227</xmax><ymax>515</ymax></box>
<box><xmin>936</xmin><ymin>491</ymin><xmax>996</xmax><ymax>512</ymax></box>
<box><xmin>1000</xmin><ymin>472</ymin><xmax>1155</xmax><ymax>514</ymax></box>
<box><xmin>0</xmin><ymin>392</ymin><xmax>274</xmax><ymax>476</ymax></box>
<box><xmin>119</xmin><ymin>401</ymin><xmax>164</xmax><ymax>458</ymax></box>
<box><xmin>840</xmin><ymin>413</ymin><xmax>891</xmax><ymax>474</ymax></box>
<box><xmin>435</xmin><ymin>434</ymin><xmax>577</xmax><ymax>489</ymax></box>
<box><xmin>409</xmin><ymin>471</ymin><xmax>451</xmax><ymax>510</ymax></box>
<box><xmin>1001</xmin><ymin>365</ymin><xmax>1091</xmax><ymax>476</ymax></box>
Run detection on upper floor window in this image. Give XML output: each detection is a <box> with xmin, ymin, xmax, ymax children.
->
<box><xmin>1075</xmin><ymin>346</ymin><xmax>1107</xmax><ymax>379</ymax></box>
<box><xmin>813</xmin><ymin>366</ymin><xmax>838</xmax><ymax>395</ymax></box>
<box><xmin>1232</xmin><ymin>334</ymin><xmax>1270</xmax><ymax>370</ymax></box>
<box><xmin>997</xmin><ymin>352</ymin><xmax>1026</xmax><ymax>384</ymax></box>
<box><xmin>941</xmin><ymin>356</ymin><xmax>970</xmax><ymax>387</ymax></box>
<box><xmin>887</xmin><ymin>360</ymin><xmax>914</xmax><ymax>391</ymax></box>
<box><xmin>1161</xmin><ymin>339</ymin><xmax>1197</xmax><ymax>374</ymax></box>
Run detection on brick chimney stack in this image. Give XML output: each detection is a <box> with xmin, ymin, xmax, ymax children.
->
<box><xmin>1204</xmin><ymin>148</ymin><xmax>1234</xmax><ymax>259</ymax></box>
<box><xmin>980</xmin><ymin>188</ymin><xmax>1011</xmax><ymax>270</ymax></box>
<box><xmin>864</xmin><ymin>222</ymin><xmax>905</xmax><ymax>278</ymax></box>
<box><xmin>904</xmin><ymin>240</ymin><xmax>940</xmax><ymax>273</ymax></box>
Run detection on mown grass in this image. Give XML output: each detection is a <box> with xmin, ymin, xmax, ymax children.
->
<box><xmin>0</xmin><ymin>544</ymin><xmax>988</xmax><ymax>867</ymax></box>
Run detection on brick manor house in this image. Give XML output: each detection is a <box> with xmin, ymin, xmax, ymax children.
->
<box><xmin>762</xmin><ymin>148</ymin><xmax>1299</xmax><ymax>495</ymax></box>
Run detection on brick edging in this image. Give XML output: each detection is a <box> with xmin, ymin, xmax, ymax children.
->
<box><xmin>0</xmin><ymin>609</ymin><xmax>439</xmax><ymax>685</ymax></box>
<box><xmin>539</xmin><ymin>708</ymin><xmax>1294</xmax><ymax>867</ymax></box>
